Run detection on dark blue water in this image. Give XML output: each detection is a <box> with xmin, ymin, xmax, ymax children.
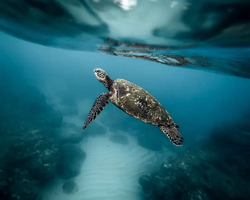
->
<box><xmin>1</xmin><ymin>1</ymin><xmax>250</xmax><ymax>200</ymax></box>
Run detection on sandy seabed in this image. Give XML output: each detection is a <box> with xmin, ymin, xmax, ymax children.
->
<box><xmin>41</xmin><ymin>94</ymin><xmax>174</xmax><ymax>200</ymax></box>
<box><xmin>42</xmin><ymin>129</ymin><xmax>173</xmax><ymax>200</ymax></box>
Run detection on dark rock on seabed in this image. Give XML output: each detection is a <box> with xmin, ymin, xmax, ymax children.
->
<box><xmin>0</xmin><ymin>64</ymin><xmax>88</xmax><ymax>199</ymax></box>
<box><xmin>62</xmin><ymin>181</ymin><xmax>79</xmax><ymax>194</ymax></box>
<box><xmin>1</xmin><ymin>135</ymin><xmax>60</xmax><ymax>200</ymax></box>
<box><xmin>0</xmin><ymin>80</ymin><xmax>86</xmax><ymax>199</ymax></box>
<box><xmin>58</xmin><ymin>144</ymin><xmax>86</xmax><ymax>179</ymax></box>
<box><xmin>139</xmin><ymin>115</ymin><xmax>250</xmax><ymax>200</ymax></box>
<box><xmin>5</xmin><ymin>137</ymin><xmax>59</xmax><ymax>184</ymax></box>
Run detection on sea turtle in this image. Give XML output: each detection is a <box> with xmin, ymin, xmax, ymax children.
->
<box><xmin>82</xmin><ymin>68</ymin><xmax>183</xmax><ymax>146</ymax></box>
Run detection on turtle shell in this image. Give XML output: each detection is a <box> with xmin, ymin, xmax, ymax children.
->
<box><xmin>109</xmin><ymin>79</ymin><xmax>173</xmax><ymax>125</ymax></box>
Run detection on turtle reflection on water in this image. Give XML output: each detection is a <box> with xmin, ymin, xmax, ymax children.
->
<box><xmin>83</xmin><ymin>68</ymin><xmax>183</xmax><ymax>146</ymax></box>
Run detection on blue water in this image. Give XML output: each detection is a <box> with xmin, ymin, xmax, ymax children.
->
<box><xmin>1</xmin><ymin>1</ymin><xmax>250</xmax><ymax>199</ymax></box>
<box><xmin>1</xmin><ymin>31</ymin><xmax>250</xmax><ymax>200</ymax></box>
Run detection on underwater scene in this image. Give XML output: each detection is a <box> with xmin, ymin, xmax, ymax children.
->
<box><xmin>0</xmin><ymin>1</ymin><xmax>250</xmax><ymax>200</ymax></box>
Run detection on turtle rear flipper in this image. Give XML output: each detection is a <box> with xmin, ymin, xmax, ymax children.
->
<box><xmin>83</xmin><ymin>93</ymin><xmax>110</xmax><ymax>130</ymax></box>
<box><xmin>158</xmin><ymin>125</ymin><xmax>183</xmax><ymax>146</ymax></box>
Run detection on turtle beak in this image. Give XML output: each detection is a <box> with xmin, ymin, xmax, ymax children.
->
<box><xmin>94</xmin><ymin>68</ymin><xmax>98</xmax><ymax>77</ymax></box>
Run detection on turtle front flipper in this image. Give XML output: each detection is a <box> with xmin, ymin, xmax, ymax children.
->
<box><xmin>83</xmin><ymin>93</ymin><xmax>110</xmax><ymax>130</ymax></box>
<box><xmin>158</xmin><ymin>125</ymin><xmax>183</xmax><ymax>146</ymax></box>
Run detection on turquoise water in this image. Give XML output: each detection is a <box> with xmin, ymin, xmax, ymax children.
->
<box><xmin>1</xmin><ymin>31</ymin><xmax>250</xmax><ymax>200</ymax></box>
<box><xmin>1</xmin><ymin>1</ymin><xmax>250</xmax><ymax>200</ymax></box>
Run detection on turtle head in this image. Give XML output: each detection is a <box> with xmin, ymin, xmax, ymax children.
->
<box><xmin>94</xmin><ymin>68</ymin><xmax>113</xmax><ymax>90</ymax></box>
<box><xmin>94</xmin><ymin>68</ymin><xmax>107</xmax><ymax>82</ymax></box>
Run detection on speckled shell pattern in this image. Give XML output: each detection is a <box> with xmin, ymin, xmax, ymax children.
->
<box><xmin>109</xmin><ymin>79</ymin><xmax>173</xmax><ymax>125</ymax></box>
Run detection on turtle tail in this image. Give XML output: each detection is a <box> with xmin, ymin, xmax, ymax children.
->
<box><xmin>158</xmin><ymin>125</ymin><xmax>183</xmax><ymax>146</ymax></box>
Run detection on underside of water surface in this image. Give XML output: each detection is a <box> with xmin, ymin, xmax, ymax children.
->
<box><xmin>0</xmin><ymin>1</ymin><xmax>250</xmax><ymax>200</ymax></box>
<box><xmin>0</xmin><ymin>0</ymin><xmax>250</xmax><ymax>78</ymax></box>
